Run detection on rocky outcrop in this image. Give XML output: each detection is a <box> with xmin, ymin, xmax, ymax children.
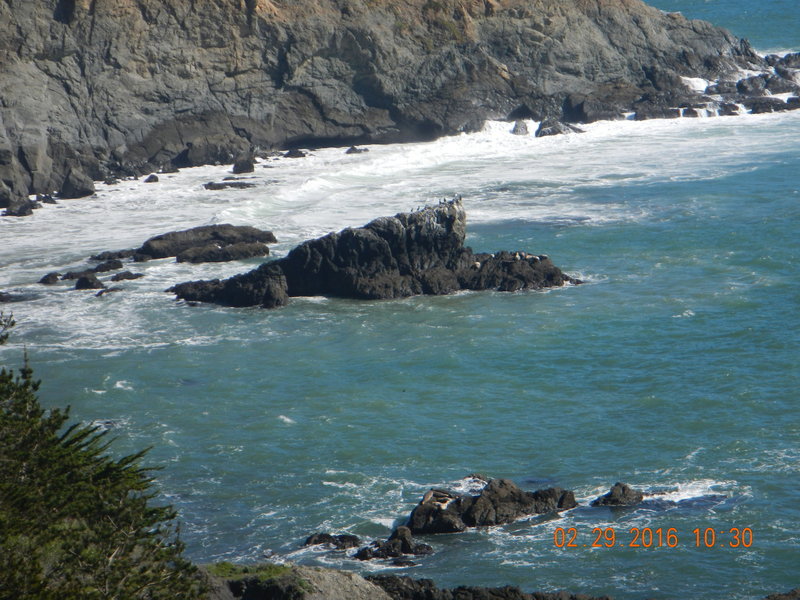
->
<box><xmin>407</xmin><ymin>478</ymin><xmax>577</xmax><ymax>535</ymax></box>
<box><xmin>75</xmin><ymin>274</ymin><xmax>105</xmax><ymax>290</ymax></box>
<box><xmin>303</xmin><ymin>532</ymin><xmax>361</xmax><ymax>550</ymax></box>
<box><xmin>111</xmin><ymin>270</ymin><xmax>144</xmax><ymax>282</ymax></box>
<box><xmin>232</xmin><ymin>154</ymin><xmax>255</xmax><ymax>175</ymax></box>
<box><xmin>133</xmin><ymin>224</ymin><xmax>276</xmax><ymax>261</ymax></box>
<box><xmin>205</xmin><ymin>564</ymin><xmax>393</xmax><ymax>600</ymax></box>
<box><xmin>590</xmin><ymin>483</ymin><xmax>644</xmax><ymax>507</ymax></box>
<box><xmin>0</xmin><ymin>0</ymin><xmax>787</xmax><ymax>209</ymax></box>
<box><xmin>367</xmin><ymin>575</ymin><xmax>613</xmax><ymax>600</ymax></box>
<box><xmin>354</xmin><ymin>526</ymin><xmax>433</xmax><ymax>562</ymax></box>
<box><xmin>536</xmin><ymin>119</ymin><xmax>584</xmax><ymax>137</ymax></box>
<box><xmin>170</xmin><ymin>199</ymin><xmax>578</xmax><ymax>308</ymax></box>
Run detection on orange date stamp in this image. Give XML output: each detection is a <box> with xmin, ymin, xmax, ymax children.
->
<box><xmin>553</xmin><ymin>526</ymin><xmax>754</xmax><ymax>549</ymax></box>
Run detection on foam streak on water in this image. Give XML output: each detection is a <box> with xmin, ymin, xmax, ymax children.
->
<box><xmin>2</xmin><ymin>109</ymin><xmax>799</xmax><ymax>600</ymax></box>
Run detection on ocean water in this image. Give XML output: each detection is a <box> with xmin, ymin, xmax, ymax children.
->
<box><xmin>1</xmin><ymin>3</ymin><xmax>799</xmax><ymax>599</ymax></box>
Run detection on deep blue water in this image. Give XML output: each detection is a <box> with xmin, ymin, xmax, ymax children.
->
<box><xmin>1</xmin><ymin>3</ymin><xmax>799</xmax><ymax>599</ymax></box>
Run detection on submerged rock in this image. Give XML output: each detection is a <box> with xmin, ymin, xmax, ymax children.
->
<box><xmin>170</xmin><ymin>199</ymin><xmax>578</xmax><ymax>309</ymax></box>
<box><xmin>111</xmin><ymin>271</ymin><xmax>144</xmax><ymax>282</ymax></box>
<box><xmin>203</xmin><ymin>181</ymin><xmax>257</xmax><ymax>190</ymax></box>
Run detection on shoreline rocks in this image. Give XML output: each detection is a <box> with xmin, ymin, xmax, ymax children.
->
<box><xmin>407</xmin><ymin>478</ymin><xmax>577</xmax><ymax>535</ymax></box>
<box><xmin>590</xmin><ymin>483</ymin><xmax>644</xmax><ymax>507</ymax></box>
<box><xmin>133</xmin><ymin>224</ymin><xmax>277</xmax><ymax>262</ymax></box>
<box><xmin>170</xmin><ymin>199</ymin><xmax>579</xmax><ymax>309</ymax></box>
<box><xmin>205</xmin><ymin>561</ymin><xmax>800</xmax><ymax>600</ymax></box>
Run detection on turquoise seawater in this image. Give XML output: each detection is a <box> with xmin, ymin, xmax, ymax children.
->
<box><xmin>1</xmin><ymin>3</ymin><xmax>799</xmax><ymax>599</ymax></box>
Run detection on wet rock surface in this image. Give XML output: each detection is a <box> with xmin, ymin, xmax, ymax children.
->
<box><xmin>170</xmin><ymin>199</ymin><xmax>578</xmax><ymax>308</ymax></box>
<box><xmin>133</xmin><ymin>224</ymin><xmax>276</xmax><ymax>262</ymax></box>
<box><xmin>590</xmin><ymin>483</ymin><xmax>645</xmax><ymax>507</ymax></box>
<box><xmin>303</xmin><ymin>533</ymin><xmax>361</xmax><ymax>550</ymax></box>
<box><xmin>407</xmin><ymin>478</ymin><xmax>577</xmax><ymax>535</ymax></box>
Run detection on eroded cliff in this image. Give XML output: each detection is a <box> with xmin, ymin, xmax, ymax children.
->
<box><xmin>0</xmin><ymin>0</ymin><xmax>766</xmax><ymax>210</ymax></box>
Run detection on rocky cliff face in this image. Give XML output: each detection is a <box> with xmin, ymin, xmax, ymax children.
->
<box><xmin>0</xmin><ymin>0</ymin><xmax>766</xmax><ymax>209</ymax></box>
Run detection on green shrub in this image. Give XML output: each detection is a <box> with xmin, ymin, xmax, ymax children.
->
<box><xmin>206</xmin><ymin>561</ymin><xmax>292</xmax><ymax>580</ymax></box>
<box><xmin>0</xmin><ymin>315</ymin><xmax>205</xmax><ymax>599</ymax></box>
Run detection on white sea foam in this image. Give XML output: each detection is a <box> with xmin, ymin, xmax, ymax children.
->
<box><xmin>2</xmin><ymin>109</ymin><xmax>799</xmax><ymax>353</ymax></box>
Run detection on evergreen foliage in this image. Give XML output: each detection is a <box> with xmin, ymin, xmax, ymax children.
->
<box><xmin>0</xmin><ymin>314</ymin><xmax>205</xmax><ymax>599</ymax></box>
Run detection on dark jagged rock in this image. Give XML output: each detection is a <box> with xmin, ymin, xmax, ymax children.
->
<box><xmin>737</xmin><ymin>74</ymin><xmax>769</xmax><ymax>95</ymax></box>
<box><xmin>283</xmin><ymin>149</ymin><xmax>307</xmax><ymax>159</ymax></box>
<box><xmin>590</xmin><ymin>483</ymin><xmax>644</xmax><ymax>507</ymax></box>
<box><xmin>718</xmin><ymin>102</ymin><xmax>741</xmax><ymax>116</ymax></box>
<box><xmin>535</xmin><ymin>119</ymin><xmax>584</xmax><ymax>138</ymax></box>
<box><xmin>136</xmin><ymin>224</ymin><xmax>277</xmax><ymax>261</ymax></box>
<box><xmin>304</xmin><ymin>532</ymin><xmax>361</xmax><ymax>550</ymax></box>
<box><xmin>62</xmin><ymin>269</ymin><xmax>94</xmax><ymax>281</ymax></box>
<box><xmin>744</xmin><ymin>97</ymin><xmax>794</xmax><ymax>114</ymax></box>
<box><xmin>176</xmin><ymin>242</ymin><xmax>270</xmax><ymax>264</ymax></box>
<box><xmin>91</xmin><ymin>249</ymin><xmax>136</xmax><ymax>261</ymax></box>
<box><xmin>93</xmin><ymin>259</ymin><xmax>124</xmax><ymax>273</ymax></box>
<box><xmin>232</xmin><ymin>154</ymin><xmax>255</xmax><ymax>174</ymax></box>
<box><xmin>62</xmin><ymin>259</ymin><xmax>124</xmax><ymax>281</ymax></box>
<box><xmin>407</xmin><ymin>478</ymin><xmax>577</xmax><ymax>535</ymax></box>
<box><xmin>354</xmin><ymin>526</ymin><xmax>433</xmax><ymax>561</ymax></box>
<box><xmin>75</xmin><ymin>274</ymin><xmax>105</xmax><ymax>290</ymax></box>
<box><xmin>2</xmin><ymin>200</ymin><xmax>39</xmax><ymax>217</ymax></box>
<box><xmin>111</xmin><ymin>271</ymin><xmax>144</xmax><ymax>282</ymax></box>
<box><xmin>510</xmin><ymin>120</ymin><xmax>529</xmax><ymax>136</ymax></box>
<box><xmin>634</xmin><ymin>103</ymin><xmax>681</xmax><ymax>121</ymax></box>
<box><xmin>172</xmin><ymin>262</ymin><xmax>290</xmax><ymax>309</ymax></box>
<box><xmin>345</xmin><ymin>146</ymin><xmax>369</xmax><ymax>154</ymax></box>
<box><xmin>171</xmin><ymin>200</ymin><xmax>578</xmax><ymax>308</ymax></box>
<box><xmin>144</xmin><ymin>174</ymin><xmax>159</xmax><ymax>183</ymax></box>
<box><xmin>39</xmin><ymin>272</ymin><xmax>61</xmax><ymax>285</ymax></box>
<box><xmin>59</xmin><ymin>168</ymin><xmax>95</xmax><ymax>199</ymax></box>
<box><xmin>203</xmin><ymin>181</ymin><xmax>257</xmax><ymax>191</ymax></box>
<box><xmin>705</xmin><ymin>81</ymin><xmax>738</xmax><ymax>95</ymax></box>
<box><xmin>366</xmin><ymin>575</ymin><xmax>614</xmax><ymax>600</ymax></box>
